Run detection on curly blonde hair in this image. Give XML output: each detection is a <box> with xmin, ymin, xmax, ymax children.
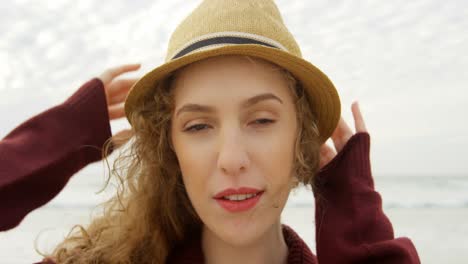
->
<box><xmin>44</xmin><ymin>56</ymin><xmax>321</xmax><ymax>263</ymax></box>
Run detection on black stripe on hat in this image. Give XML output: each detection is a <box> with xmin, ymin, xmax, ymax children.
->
<box><xmin>172</xmin><ymin>36</ymin><xmax>279</xmax><ymax>60</ymax></box>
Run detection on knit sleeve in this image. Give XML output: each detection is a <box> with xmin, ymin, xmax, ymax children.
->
<box><xmin>313</xmin><ymin>132</ymin><xmax>421</xmax><ymax>264</ymax></box>
<box><xmin>0</xmin><ymin>78</ymin><xmax>112</xmax><ymax>231</ymax></box>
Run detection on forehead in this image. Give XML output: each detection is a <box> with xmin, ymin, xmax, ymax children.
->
<box><xmin>171</xmin><ymin>55</ymin><xmax>292</xmax><ymax>104</ymax></box>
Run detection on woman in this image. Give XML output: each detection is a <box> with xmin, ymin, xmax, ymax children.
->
<box><xmin>0</xmin><ymin>0</ymin><xmax>420</xmax><ymax>263</ymax></box>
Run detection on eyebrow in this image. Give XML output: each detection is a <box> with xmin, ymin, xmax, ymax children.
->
<box><xmin>175</xmin><ymin>93</ymin><xmax>283</xmax><ymax>117</ymax></box>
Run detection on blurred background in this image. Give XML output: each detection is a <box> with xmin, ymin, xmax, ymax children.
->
<box><xmin>0</xmin><ymin>0</ymin><xmax>467</xmax><ymax>263</ymax></box>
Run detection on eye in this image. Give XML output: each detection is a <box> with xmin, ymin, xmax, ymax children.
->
<box><xmin>251</xmin><ymin>118</ymin><xmax>275</xmax><ymax>125</ymax></box>
<box><xmin>184</xmin><ymin>123</ymin><xmax>210</xmax><ymax>133</ymax></box>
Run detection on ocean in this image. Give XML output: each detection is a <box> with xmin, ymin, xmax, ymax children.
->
<box><xmin>292</xmin><ymin>175</ymin><xmax>468</xmax><ymax>209</ymax></box>
<box><xmin>43</xmin><ymin>169</ymin><xmax>468</xmax><ymax>211</ymax></box>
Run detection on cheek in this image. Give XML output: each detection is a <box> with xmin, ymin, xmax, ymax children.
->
<box><xmin>252</xmin><ymin>127</ymin><xmax>296</xmax><ymax>176</ymax></box>
<box><xmin>249</xmin><ymin>127</ymin><xmax>296</xmax><ymax>202</ymax></box>
<box><xmin>174</xmin><ymin>139</ymin><xmax>212</xmax><ymax>207</ymax></box>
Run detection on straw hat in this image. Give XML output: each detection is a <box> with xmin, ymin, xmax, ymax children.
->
<box><xmin>124</xmin><ymin>0</ymin><xmax>341</xmax><ymax>144</ymax></box>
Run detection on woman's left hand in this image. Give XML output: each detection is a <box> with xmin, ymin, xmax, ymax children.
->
<box><xmin>98</xmin><ymin>63</ymin><xmax>141</xmax><ymax>149</ymax></box>
<box><xmin>319</xmin><ymin>101</ymin><xmax>368</xmax><ymax>170</ymax></box>
<box><xmin>98</xmin><ymin>63</ymin><xmax>141</xmax><ymax>120</ymax></box>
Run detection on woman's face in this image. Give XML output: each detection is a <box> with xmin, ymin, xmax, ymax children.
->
<box><xmin>170</xmin><ymin>55</ymin><xmax>298</xmax><ymax>246</ymax></box>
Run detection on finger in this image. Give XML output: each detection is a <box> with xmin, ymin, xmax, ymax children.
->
<box><xmin>319</xmin><ymin>143</ymin><xmax>336</xmax><ymax>170</ymax></box>
<box><xmin>107</xmin><ymin>78</ymin><xmax>138</xmax><ymax>96</ymax></box>
<box><xmin>108</xmin><ymin>89</ymin><xmax>130</xmax><ymax>105</ymax></box>
<box><xmin>99</xmin><ymin>64</ymin><xmax>141</xmax><ymax>85</ymax></box>
<box><xmin>108</xmin><ymin>103</ymin><xmax>126</xmax><ymax>120</ymax></box>
<box><xmin>330</xmin><ymin>116</ymin><xmax>353</xmax><ymax>153</ymax></box>
<box><xmin>107</xmin><ymin>79</ymin><xmax>138</xmax><ymax>105</ymax></box>
<box><xmin>351</xmin><ymin>101</ymin><xmax>367</xmax><ymax>133</ymax></box>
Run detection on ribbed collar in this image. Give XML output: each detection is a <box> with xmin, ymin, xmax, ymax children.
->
<box><xmin>167</xmin><ymin>224</ymin><xmax>317</xmax><ymax>263</ymax></box>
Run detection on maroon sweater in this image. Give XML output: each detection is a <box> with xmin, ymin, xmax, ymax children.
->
<box><xmin>0</xmin><ymin>79</ymin><xmax>420</xmax><ymax>263</ymax></box>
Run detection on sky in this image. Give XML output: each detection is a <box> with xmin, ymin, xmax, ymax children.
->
<box><xmin>0</xmin><ymin>0</ymin><xmax>467</xmax><ymax>177</ymax></box>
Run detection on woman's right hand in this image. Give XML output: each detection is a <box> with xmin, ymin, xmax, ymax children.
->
<box><xmin>319</xmin><ymin>101</ymin><xmax>368</xmax><ymax>170</ymax></box>
<box><xmin>98</xmin><ymin>63</ymin><xmax>141</xmax><ymax>149</ymax></box>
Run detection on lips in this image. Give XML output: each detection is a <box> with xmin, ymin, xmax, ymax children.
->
<box><xmin>213</xmin><ymin>187</ymin><xmax>264</xmax><ymax>213</ymax></box>
<box><xmin>213</xmin><ymin>187</ymin><xmax>262</xmax><ymax>199</ymax></box>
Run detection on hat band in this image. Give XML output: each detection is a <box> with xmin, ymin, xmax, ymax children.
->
<box><xmin>171</xmin><ymin>35</ymin><xmax>282</xmax><ymax>60</ymax></box>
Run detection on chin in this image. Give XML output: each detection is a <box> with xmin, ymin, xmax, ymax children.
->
<box><xmin>220</xmin><ymin>225</ymin><xmax>266</xmax><ymax>247</ymax></box>
<box><xmin>209</xmin><ymin>214</ymin><xmax>276</xmax><ymax>247</ymax></box>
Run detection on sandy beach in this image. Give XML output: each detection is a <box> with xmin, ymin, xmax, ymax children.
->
<box><xmin>2</xmin><ymin>205</ymin><xmax>467</xmax><ymax>263</ymax></box>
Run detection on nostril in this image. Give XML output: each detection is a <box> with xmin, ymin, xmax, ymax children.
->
<box><xmin>217</xmin><ymin>149</ymin><xmax>250</xmax><ymax>175</ymax></box>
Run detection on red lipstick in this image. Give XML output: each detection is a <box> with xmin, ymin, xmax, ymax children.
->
<box><xmin>213</xmin><ymin>187</ymin><xmax>264</xmax><ymax>213</ymax></box>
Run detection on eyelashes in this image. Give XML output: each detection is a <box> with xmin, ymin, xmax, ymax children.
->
<box><xmin>185</xmin><ymin>123</ymin><xmax>210</xmax><ymax>132</ymax></box>
<box><xmin>184</xmin><ymin>118</ymin><xmax>276</xmax><ymax>133</ymax></box>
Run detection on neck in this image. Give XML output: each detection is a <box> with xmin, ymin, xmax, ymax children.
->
<box><xmin>201</xmin><ymin>221</ymin><xmax>288</xmax><ymax>264</ymax></box>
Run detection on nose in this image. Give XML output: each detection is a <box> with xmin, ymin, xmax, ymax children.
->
<box><xmin>216</xmin><ymin>128</ymin><xmax>250</xmax><ymax>176</ymax></box>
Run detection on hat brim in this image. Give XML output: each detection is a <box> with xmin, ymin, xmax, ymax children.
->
<box><xmin>124</xmin><ymin>44</ymin><xmax>340</xmax><ymax>144</ymax></box>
